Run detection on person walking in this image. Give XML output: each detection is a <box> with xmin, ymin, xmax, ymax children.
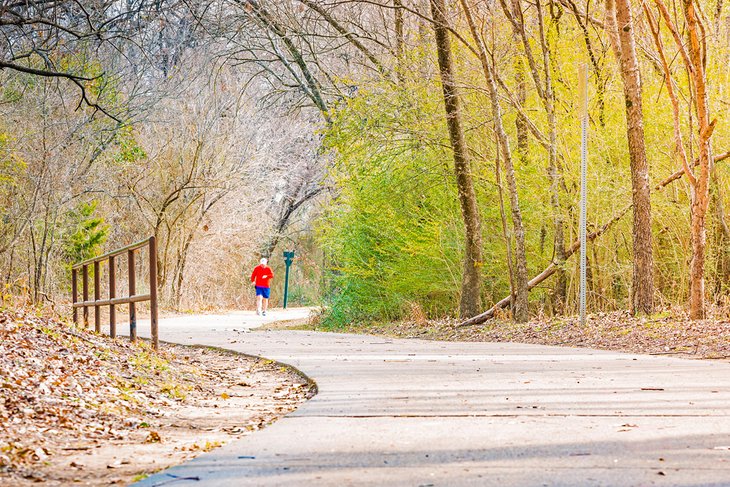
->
<box><xmin>250</xmin><ymin>257</ymin><xmax>274</xmax><ymax>316</ymax></box>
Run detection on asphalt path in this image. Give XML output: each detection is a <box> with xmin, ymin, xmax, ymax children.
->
<box><xmin>132</xmin><ymin>309</ymin><xmax>730</xmax><ymax>486</ymax></box>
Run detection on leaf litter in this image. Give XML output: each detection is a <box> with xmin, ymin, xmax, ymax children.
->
<box><xmin>338</xmin><ymin>309</ymin><xmax>730</xmax><ymax>360</ymax></box>
<box><xmin>0</xmin><ymin>309</ymin><xmax>315</xmax><ymax>486</ymax></box>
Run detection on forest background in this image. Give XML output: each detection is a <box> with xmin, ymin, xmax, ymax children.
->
<box><xmin>2</xmin><ymin>0</ymin><xmax>729</xmax><ymax>328</ymax></box>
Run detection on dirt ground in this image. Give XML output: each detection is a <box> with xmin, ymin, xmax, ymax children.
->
<box><xmin>0</xmin><ymin>310</ymin><xmax>316</xmax><ymax>486</ymax></box>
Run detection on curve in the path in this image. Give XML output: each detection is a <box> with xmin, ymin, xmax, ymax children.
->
<box><xmin>134</xmin><ymin>313</ymin><xmax>730</xmax><ymax>487</ymax></box>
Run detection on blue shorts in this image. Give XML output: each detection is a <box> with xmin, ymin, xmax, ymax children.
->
<box><xmin>255</xmin><ymin>286</ymin><xmax>271</xmax><ymax>299</ymax></box>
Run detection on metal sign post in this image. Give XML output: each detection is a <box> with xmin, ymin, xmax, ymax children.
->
<box><xmin>283</xmin><ymin>250</ymin><xmax>295</xmax><ymax>309</ymax></box>
<box><xmin>578</xmin><ymin>63</ymin><xmax>588</xmax><ymax>327</ymax></box>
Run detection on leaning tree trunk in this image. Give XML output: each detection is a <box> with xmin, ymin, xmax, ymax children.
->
<box><xmin>606</xmin><ymin>0</ymin><xmax>654</xmax><ymax>315</ymax></box>
<box><xmin>430</xmin><ymin>0</ymin><xmax>483</xmax><ymax>318</ymax></box>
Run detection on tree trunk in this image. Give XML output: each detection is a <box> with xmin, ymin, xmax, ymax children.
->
<box><xmin>458</xmin><ymin>205</ymin><xmax>633</xmax><ymax>326</ymax></box>
<box><xmin>394</xmin><ymin>0</ymin><xmax>405</xmax><ymax>81</ymax></box>
<box><xmin>711</xmin><ymin>175</ymin><xmax>730</xmax><ymax>301</ymax></box>
<box><xmin>458</xmin><ymin>150</ymin><xmax>730</xmax><ymax>326</ymax></box>
<box><xmin>648</xmin><ymin>0</ymin><xmax>716</xmax><ymax>319</ymax></box>
<box><xmin>172</xmin><ymin>223</ymin><xmax>198</xmax><ymax>310</ymax></box>
<box><xmin>534</xmin><ymin>0</ymin><xmax>566</xmax><ymax>314</ymax></box>
<box><xmin>495</xmin><ymin>134</ymin><xmax>516</xmax><ymax>311</ymax></box>
<box><xmin>430</xmin><ymin>0</ymin><xmax>483</xmax><ymax>318</ymax></box>
<box><xmin>606</xmin><ymin>0</ymin><xmax>654</xmax><ymax>315</ymax></box>
<box><xmin>513</xmin><ymin>52</ymin><xmax>529</xmax><ymax>316</ymax></box>
<box><xmin>684</xmin><ymin>0</ymin><xmax>713</xmax><ymax>319</ymax></box>
<box><xmin>689</xmin><ymin>186</ymin><xmax>709</xmax><ymax>318</ymax></box>
<box><xmin>498</xmin><ymin>0</ymin><xmax>557</xmax><ymax>318</ymax></box>
<box><xmin>460</xmin><ymin>0</ymin><xmax>528</xmax><ymax>322</ymax></box>
<box><xmin>5</xmin><ymin>246</ymin><xmax>15</xmax><ymax>289</ymax></box>
<box><xmin>514</xmin><ymin>55</ymin><xmax>529</xmax><ymax>166</ymax></box>
<box><xmin>711</xmin><ymin>15</ymin><xmax>730</xmax><ymax>301</ymax></box>
<box><xmin>592</xmin><ymin>240</ymin><xmax>602</xmax><ymax>307</ymax></box>
<box><xmin>418</xmin><ymin>0</ymin><xmax>431</xmax><ymax>79</ymax></box>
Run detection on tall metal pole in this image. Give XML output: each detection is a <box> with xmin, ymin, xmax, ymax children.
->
<box><xmin>283</xmin><ymin>264</ymin><xmax>291</xmax><ymax>309</ymax></box>
<box><xmin>283</xmin><ymin>251</ymin><xmax>295</xmax><ymax>309</ymax></box>
<box><xmin>579</xmin><ymin>63</ymin><xmax>588</xmax><ymax>326</ymax></box>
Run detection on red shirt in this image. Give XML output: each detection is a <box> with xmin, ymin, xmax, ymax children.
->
<box><xmin>250</xmin><ymin>265</ymin><xmax>274</xmax><ymax>288</ymax></box>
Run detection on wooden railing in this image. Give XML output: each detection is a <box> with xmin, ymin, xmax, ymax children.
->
<box><xmin>71</xmin><ymin>237</ymin><xmax>159</xmax><ymax>350</ymax></box>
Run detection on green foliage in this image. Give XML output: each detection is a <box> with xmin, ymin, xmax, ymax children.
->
<box><xmin>0</xmin><ymin>131</ymin><xmax>26</xmax><ymax>246</ymax></box>
<box><xmin>286</xmin><ymin>284</ymin><xmax>315</xmax><ymax>306</ymax></box>
<box><xmin>113</xmin><ymin>126</ymin><xmax>147</xmax><ymax>164</ymax></box>
<box><xmin>2</xmin><ymin>86</ymin><xmax>23</xmax><ymax>104</ymax></box>
<box><xmin>319</xmin><ymin>83</ymin><xmax>466</xmax><ymax>327</ymax></box>
<box><xmin>318</xmin><ymin>19</ymin><xmax>669</xmax><ymax>323</ymax></box>
<box><xmin>62</xmin><ymin>201</ymin><xmax>109</xmax><ymax>265</ymax></box>
<box><xmin>0</xmin><ymin>131</ymin><xmax>25</xmax><ymax>186</ymax></box>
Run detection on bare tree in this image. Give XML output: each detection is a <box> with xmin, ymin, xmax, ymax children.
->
<box><xmin>0</xmin><ymin>0</ymin><xmax>199</xmax><ymax>120</ymax></box>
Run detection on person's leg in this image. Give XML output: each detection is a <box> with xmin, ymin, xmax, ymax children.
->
<box><xmin>262</xmin><ymin>287</ymin><xmax>270</xmax><ymax>315</ymax></box>
<box><xmin>256</xmin><ymin>289</ymin><xmax>263</xmax><ymax>315</ymax></box>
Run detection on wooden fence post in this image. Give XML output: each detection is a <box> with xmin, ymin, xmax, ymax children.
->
<box><xmin>72</xmin><ymin>268</ymin><xmax>78</xmax><ymax>324</ymax></box>
<box><xmin>71</xmin><ymin>238</ymin><xmax>159</xmax><ymax>350</ymax></box>
<box><xmin>128</xmin><ymin>249</ymin><xmax>136</xmax><ymax>342</ymax></box>
<box><xmin>82</xmin><ymin>264</ymin><xmax>89</xmax><ymax>328</ymax></box>
<box><xmin>94</xmin><ymin>260</ymin><xmax>101</xmax><ymax>333</ymax></box>
<box><xmin>109</xmin><ymin>255</ymin><xmax>116</xmax><ymax>338</ymax></box>
<box><xmin>149</xmin><ymin>236</ymin><xmax>159</xmax><ymax>350</ymax></box>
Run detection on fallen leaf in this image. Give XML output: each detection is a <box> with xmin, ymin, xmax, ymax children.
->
<box><xmin>144</xmin><ymin>431</ymin><xmax>161</xmax><ymax>443</ymax></box>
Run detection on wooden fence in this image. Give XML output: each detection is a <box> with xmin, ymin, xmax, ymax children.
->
<box><xmin>71</xmin><ymin>237</ymin><xmax>159</xmax><ymax>350</ymax></box>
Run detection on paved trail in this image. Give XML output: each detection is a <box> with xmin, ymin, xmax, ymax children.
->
<box><xmin>134</xmin><ymin>310</ymin><xmax>730</xmax><ymax>486</ymax></box>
